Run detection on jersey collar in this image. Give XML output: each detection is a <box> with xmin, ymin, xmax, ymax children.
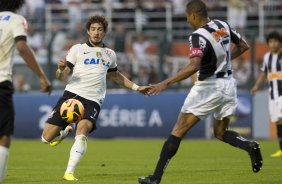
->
<box><xmin>86</xmin><ymin>40</ymin><xmax>105</xmax><ymax>48</ymax></box>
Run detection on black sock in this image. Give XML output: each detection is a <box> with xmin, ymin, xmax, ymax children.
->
<box><xmin>152</xmin><ymin>135</ymin><xmax>182</xmax><ymax>181</ymax></box>
<box><xmin>222</xmin><ymin>130</ymin><xmax>250</xmax><ymax>152</ymax></box>
<box><xmin>276</xmin><ymin>124</ymin><xmax>282</xmax><ymax>150</ymax></box>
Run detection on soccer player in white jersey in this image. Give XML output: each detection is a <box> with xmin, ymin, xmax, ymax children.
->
<box><xmin>0</xmin><ymin>0</ymin><xmax>52</xmax><ymax>183</ymax></box>
<box><xmin>138</xmin><ymin>1</ymin><xmax>262</xmax><ymax>183</ymax></box>
<box><xmin>41</xmin><ymin>15</ymin><xmax>150</xmax><ymax>181</ymax></box>
<box><xmin>251</xmin><ymin>31</ymin><xmax>282</xmax><ymax>157</ymax></box>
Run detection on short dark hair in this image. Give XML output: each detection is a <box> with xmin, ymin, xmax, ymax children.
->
<box><xmin>266</xmin><ymin>31</ymin><xmax>282</xmax><ymax>43</ymax></box>
<box><xmin>186</xmin><ymin>0</ymin><xmax>208</xmax><ymax>18</ymax></box>
<box><xmin>86</xmin><ymin>15</ymin><xmax>108</xmax><ymax>33</ymax></box>
<box><xmin>0</xmin><ymin>0</ymin><xmax>25</xmax><ymax>12</ymax></box>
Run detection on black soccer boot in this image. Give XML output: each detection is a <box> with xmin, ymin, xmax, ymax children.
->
<box><xmin>248</xmin><ymin>141</ymin><xmax>263</xmax><ymax>173</ymax></box>
<box><xmin>138</xmin><ymin>176</ymin><xmax>160</xmax><ymax>184</ymax></box>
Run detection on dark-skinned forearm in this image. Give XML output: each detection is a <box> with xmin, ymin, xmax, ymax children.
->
<box><xmin>164</xmin><ymin>63</ymin><xmax>198</xmax><ymax>86</ymax></box>
<box><xmin>253</xmin><ymin>73</ymin><xmax>266</xmax><ymax>89</ymax></box>
<box><xmin>231</xmin><ymin>45</ymin><xmax>248</xmax><ymax>60</ymax></box>
<box><xmin>18</xmin><ymin>44</ymin><xmax>45</xmax><ymax>78</ymax></box>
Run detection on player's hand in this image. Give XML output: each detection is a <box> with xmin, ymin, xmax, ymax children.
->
<box><xmin>250</xmin><ymin>86</ymin><xmax>258</xmax><ymax>96</ymax></box>
<box><xmin>58</xmin><ymin>59</ymin><xmax>67</xmax><ymax>71</ymax></box>
<box><xmin>137</xmin><ymin>86</ymin><xmax>152</xmax><ymax>96</ymax></box>
<box><xmin>39</xmin><ymin>75</ymin><xmax>52</xmax><ymax>95</ymax></box>
<box><xmin>148</xmin><ymin>82</ymin><xmax>168</xmax><ymax>96</ymax></box>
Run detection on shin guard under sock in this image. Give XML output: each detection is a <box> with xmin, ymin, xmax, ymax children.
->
<box><xmin>152</xmin><ymin>135</ymin><xmax>182</xmax><ymax>181</ymax></box>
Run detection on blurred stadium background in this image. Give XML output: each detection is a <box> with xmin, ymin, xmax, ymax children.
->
<box><xmin>11</xmin><ymin>0</ymin><xmax>282</xmax><ymax>139</ymax></box>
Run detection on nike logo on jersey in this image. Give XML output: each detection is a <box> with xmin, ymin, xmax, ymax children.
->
<box><xmin>83</xmin><ymin>51</ymin><xmax>93</xmax><ymax>54</ymax></box>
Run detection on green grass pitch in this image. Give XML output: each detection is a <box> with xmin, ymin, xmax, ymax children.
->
<box><xmin>5</xmin><ymin>139</ymin><xmax>282</xmax><ymax>184</ymax></box>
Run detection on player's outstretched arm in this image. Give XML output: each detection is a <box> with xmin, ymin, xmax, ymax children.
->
<box><xmin>107</xmin><ymin>70</ymin><xmax>151</xmax><ymax>95</ymax></box>
<box><xmin>250</xmin><ymin>72</ymin><xmax>266</xmax><ymax>96</ymax></box>
<box><xmin>148</xmin><ymin>57</ymin><xmax>200</xmax><ymax>95</ymax></box>
<box><xmin>16</xmin><ymin>40</ymin><xmax>52</xmax><ymax>95</ymax></box>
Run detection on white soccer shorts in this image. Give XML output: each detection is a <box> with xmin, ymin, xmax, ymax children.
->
<box><xmin>181</xmin><ymin>77</ymin><xmax>238</xmax><ymax>120</ymax></box>
<box><xmin>269</xmin><ymin>96</ymin><xmax>282</xmax><ymax>123</ymax></box>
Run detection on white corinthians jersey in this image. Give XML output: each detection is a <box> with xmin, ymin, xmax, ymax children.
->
<box><xmin>65</xmin><ymin>42</ymin><xmax>117</xmax><ymax>105</ymax></box>
<box><xmin>0</xmin><ymin>11</ymin><xmax>27</xmax><ymax>82</ymax></box>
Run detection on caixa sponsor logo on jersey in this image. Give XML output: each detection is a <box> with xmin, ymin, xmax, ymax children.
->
<box><xmin>84</xmin><ymin>58</ymin><xmax>110</xmax><ymax>67</ymax></box>
<box><xmin>0</xmin><ymin>15</ymin><xmax>10</xmax><ymax>21</ymax></box>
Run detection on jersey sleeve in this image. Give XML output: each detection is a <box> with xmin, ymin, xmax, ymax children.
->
<box><xmin>260</xmin><ymin>54</ymin><xmax>268</xmax><ymax>73</ymax></box>
<box><xmin>189</xmin><ymin>34</ymin><xmax>207</xmax><ymax>58</ymax></box>
<box><xmin>228</xmin><ymin>25</ymin><xmax>242</xmax><ymax>45</ymax></box>
<box><xmin>66</xmin><ymin>45</ymin><xmax>79</xmax><ymax>65</ymax></box>
<box><xmin>12</xmin><ymin>15</ymin><xmax>28</xmax><ymax>38</ymax></box>
<box><xmin>109</xmin><ymin>50</ymin><xmax>117</xmax><ymax>69</ymax></box>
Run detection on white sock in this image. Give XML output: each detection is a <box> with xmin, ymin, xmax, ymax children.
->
<box><xmin>0</xmin><ymin>146</ymin><xmax>9</xmax><ymax>183</ymax></box>
<box><xmin>65</xmin><ymin>135</ymin><xmax>87</xmax><ymax>174</ymax></box>
<box><xmin>51</xmin><ymin>128</ymin><xmax>70</xmax><ymax>142</ymax></box>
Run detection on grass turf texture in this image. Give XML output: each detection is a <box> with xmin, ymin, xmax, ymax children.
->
<box><xmin>5</xmin><ymin>139</ymin><xmax>282</xmax><ymax>184</ymax></box>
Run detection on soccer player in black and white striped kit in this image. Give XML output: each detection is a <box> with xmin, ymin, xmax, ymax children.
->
<box><xmin>251</xmin><ymin>31</ymin><xmax>282</xmax><ymax>157</ymax></box>
<box><xmin>139</xmin><ymin>0</ymin><xmax>263</xmax><ymax>183</ymax></box>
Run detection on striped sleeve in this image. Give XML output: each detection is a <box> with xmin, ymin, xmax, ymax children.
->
<box><xmin>261</xmin><ymin>53</ymin><xmax>269</xmax><ymax>74</ymax></box>
<box><xmin>189</xmin><ymin>34</ymin><xmax>205</xmax><ymax>58</ymax></box>
<box><xmin>225</xmin><ymin>22</ymin><xmax>241</xmax><ymax>44</ymax></box>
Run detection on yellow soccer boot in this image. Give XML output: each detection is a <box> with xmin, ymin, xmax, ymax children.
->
<box><xmin>50</xmin><ymin>125</ymin><xmax>73</xmax><ymax>147</ymax></box>
<box><xmin>63</xmin><ymin>172</ymin><xmax>78</xmax><ymax>181</ymax></box>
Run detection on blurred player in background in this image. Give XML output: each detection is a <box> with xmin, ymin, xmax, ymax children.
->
<box><xmin>138</xmin><ymin>0</ymin><xmax>262</xmax><ymax>183</ymax></box>
<box><xmin>41</xmin><ymin>15</ymin><xmax>150</xmax><ymax>181</ymax></box>
<box><xmin>251</xmin><ymin>31</ymin><xmax>282</xmax><ymax>157</ymax></box>
<box><xmin>0</xmin><ymin>0</ymin><xmax>51</xmax><ymax>183</ymax></box>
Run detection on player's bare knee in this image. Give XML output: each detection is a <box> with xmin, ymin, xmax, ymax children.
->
<box><xmin>41</xmin><ymin>134</ymin><xmax>51</xmax><ymax>144</ymax></box>
<box><xmin>76</xmin><ymin>120</ymin><xmax>93</xmax><ymax>135</ymax></box>
<box><xmin>75</xmin><ymin>134</ymin><xmax>88</xmax><ymax>141</ymax></box>
<box><xmin>214</xmin><ymin>130</ymin><xmax>224</xmax><ymax>140</ymax></box>
<box><xmin>171</xmin><ymin>130</ymin><xmax>186</xmax><ymax>138</ymax></box>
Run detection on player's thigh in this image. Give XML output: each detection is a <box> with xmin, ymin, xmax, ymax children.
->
<box><xmin>76</xmin><ymin>119</ymin><xmax>94</xmax><ymax>136</ymax></box>
<box><xmin>171</xmin><ymin>112</ymin><xmax>200</xmax><ymax>138</ymax></box>
<box><xmin>42</xmin><ymin>123</ymin><xmax>63</xmax><ymax>141</ymax></box>
<box><xmin>214</xmin><ymin>99</ymin><xmax>237</xmax><ymax>120</ymax></box>
<box><xmin>181</xmin><ymin>85</ymin><xmax>222</xmax><ymax>119</ymax></box>
<box><xmin>77</xmin><ymin>99</ymin><xmax>101</xmax><ymax>134</ymax></box>
<box><xmin>269</xmin><ymin>97</ymin><xmax>282</xmax><ymax>123</ymax></box>
<box><xmin>214</xmin><ymin>79</ymin><xmax>237</xmax><ymax>120</ymax></box>
<box><xmin>0</xmin><ymin>135</ymin><xmax>11</xmax><ymax>148</ymax></box>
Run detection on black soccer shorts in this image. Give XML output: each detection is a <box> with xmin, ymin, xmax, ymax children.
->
<box><xmin>0</xmin><ymin>80</ymin><xmax>15</xmax><ymax>136</ymax></box>
<box><xmin>46</xmin><ymin>90</ymin><xmax>101</xmax><ymax>133</ymax></box>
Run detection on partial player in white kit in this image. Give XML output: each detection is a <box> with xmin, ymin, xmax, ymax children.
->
<box><xmin>0</xmin><ymin>0</ymin><xmax>51</xmax><ymax>183</ymax></box>
<box><xmin>41</xmin><ymin>15</ymin><xmax>150</xmax><ymax>181</ymax></box>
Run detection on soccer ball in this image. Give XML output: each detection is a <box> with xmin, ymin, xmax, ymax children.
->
<box><xmin>60</xmin><ymin>99</ymin><xmax>84</xmax><ymax>123</ymax></box>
